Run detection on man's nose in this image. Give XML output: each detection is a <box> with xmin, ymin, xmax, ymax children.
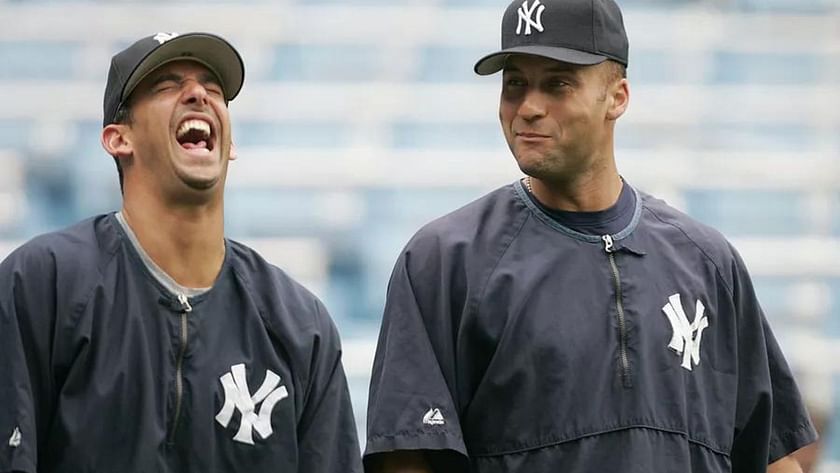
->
<box><xmin>181</xmin><ymin>79</ymin><xmax>209</xmax><ymax>106</ymax></box>
<box><xmin>518</xmin><ymin>90</ymin><xmax>547</xmax><ymax>121</ymax></box>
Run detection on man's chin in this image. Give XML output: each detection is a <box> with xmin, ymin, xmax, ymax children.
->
<box><xmin>176</xmin><ymin>171</ymin><xmax>222</xmax><ymax>192</ymax></box>
<box><xmin>168</xmin><ymin>177</ymin><xmax>222</xmax><ymax>206</ymax></box>
<box><xmin>514</xmin><ymin>153</ymin><xmax>549</xmax><ymax>175</ymax></box>
<box><xmin>186</xmin><ymin>177</ymin><xmax>218</xmax><ymax>190</ymax></box>
<box><xmin>173</xmin><ymin>164</ymin><xmax>223</xmax><ymax>190</ymax></box>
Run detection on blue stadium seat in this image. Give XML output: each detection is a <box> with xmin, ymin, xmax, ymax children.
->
<box><xmin>683</xmin><ymin>190</ymin><xmax>805</xmax><ymax>236</ymax></box>
<box><xmin>366</xmin><ymin>187</ymin><xmax>486</xmax><ymax>224</ymax></box>
<box><xmin>270</xmin><ymin>44</ymin><xmax>379</xmax><ymax>82</ymax></box>
<box><xmin>416</xmin><ymin>46</ymin><xmax>488</xmax><ymax>82</ymax></box>
<box><xmin>699</xmin><ymin>123</ymin><xmax>816</xmax><ymax>152</ymax></box>
<box><xmin>824</xmin><ymin>279</ymin><xmax>840</xmax><ymax>337</ymax></box>
<box><xmin>444</xmin><ymin>0</ymin><xmax>703</xmax><ymax>6</ymax></box>
<box><xmin>324</xmin><ymin>247</ymin><xmax>372</xmax><ymax>326</ymax></box>
<box><xmin>0</xmin><ymin>120</ymin><xmax>31</xmax><ymax>149</ymax></box>
<box><xmin>824</xmin><ymin>401</ymin><xmax>840</xmax><ymax>460</ymax></box>
<box><xmin>68</xmin><ymin>120</ymin><xmax>122</xmax><ymax>219</ymax></box>
<box><xmin>354</xmin><ymin>224</ymin><xmax>415</xmax><ymax>323</ymax></box>
<box><xmin>226</xmin><ymin>188</ymin><xmax>372</xmax><ymax>239</ymax></box>
<box><xmin>355</xmin><ymin>188</ymin><xmax>487</xmax><ymax>321</ymax></box>
<box><xmin>306</xmin><ymin>0</ymin><xmax>400</xmax><ymax>4</ymax></box>
<box><xmin>232</xmin><ymin>120</ymin><xmax>352</xmax><ymax>148</ymax></box>
<box><xmin>833</xmin><ymin>193</ymin><xmax>840</xmax><ymax>236</ymax></box>
<box><xmin>0</xmin><ymin>42</ymin><xmax>80</xmax><ymax>80</ymax></box>
<box><xmin>710</xmin><ymin>51</ymin><xmax>823</xmax><ymax>85</ymax></box>
<box><xmin>617</xmin><ymin>123</ymin><xmax>816</xmax><ymax>152</ymax></box>
<box><xmin>629</xmin><ymin>49</ymin><xmax>693</xmax><ymax>85</ymax></box>
<box><xmin>391</xmin><ymin>122</ymin><xmax>504</xmax><ymax>149</ymax></box>
<box><xmin>225</xmin><ymin>189</ymin><xmax>327</xmax><ymax>236</ymax></box>
<box><xmin>732</xmin><ymin>0</ymin><xmax>838</xmax><ymax>13</ymax></box>
<box><xmin>751</xmin><ymin>276</ymin><xmax>794</xmax><ymax>323</ymax></box>
<box><xmin>440</xmin><ymin>0</ymin><xmax>505</xmax><ymax>5</ymax></box>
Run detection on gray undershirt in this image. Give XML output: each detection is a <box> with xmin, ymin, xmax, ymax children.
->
<box><xmin>115</xmin><ymin>211</ymin><xmax>212</xmax><ymax>298</ymax></box>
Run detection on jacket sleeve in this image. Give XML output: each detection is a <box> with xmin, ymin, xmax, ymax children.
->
<box><xmin>296</xmin><ymin>300</ymin><xmax>363</xmax><ymax>473</ymax></box>
<box><xmin>0</xmin><ymin>245</ymin><xmax>57</xmax><ymax>473</ymax></box>
<box><xmin>364</xmin><ymin>251</ymin><xmax>468</xmax><ymax>465</ymax></box>
<box><xmin>729</xmin><ymin>249</ymin><xmax>817</xmax><ymax>471</ymax></box>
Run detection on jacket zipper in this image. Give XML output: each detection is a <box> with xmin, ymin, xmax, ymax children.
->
<box><xmin>602</xmin><ymin>235</ymin><xmax>632</xmax><ymax>388</ymax></box>
<box><xmin>169</xmin><ymin>293</ymin><xmax>192</xmax><ymax>443</ymax></box>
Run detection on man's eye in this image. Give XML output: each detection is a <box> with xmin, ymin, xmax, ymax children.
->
<box><xmin>505</xmin><ymin>78</ymin><xmax>525</xmax><ymax>87</ymax></box>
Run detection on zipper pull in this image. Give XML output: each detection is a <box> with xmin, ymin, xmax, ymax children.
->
<box><xmin>177</xmin><ymin>294</ymin><xmax>193</xmax><ymax>313</ymax></box>
<box><xmin>601</xmin><ymin>234</ymin><xmax>615</xmax><ymax>253</ymax></box>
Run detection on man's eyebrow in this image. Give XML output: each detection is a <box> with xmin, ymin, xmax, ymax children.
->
<box><xmin>148</xmin><ymin>71</ymin><xmax>223</xmax><ymax>88</ymax></box>
<box><xmin>200</xmin><ymin>72</ymin><xmax>223</xmax><ymax>87</ymax></box>
<box><xmin>501</xmin><ymin>65</ymin><xmax>578</xmax><ymax>74</ymax></box>
<box><xmin>545</xmin><ymin>65</ymin><xmax>578</xmax><ymax>74</ymax></box>
<box><xmin>149</xmin><ymin>72</ymin><xmax>181</xmax><ymax>87</ymax></box>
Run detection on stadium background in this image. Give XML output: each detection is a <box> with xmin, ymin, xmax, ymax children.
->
<box><xmin>0</xmin><ymin>0</ymin><xmax>838</xmax><ymax>468</ymax></box>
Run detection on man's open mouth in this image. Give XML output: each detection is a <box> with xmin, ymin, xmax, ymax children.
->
<box><xmin>176</xmin><ymin>118</ymin><xmax>214</xmax><ymax>152</ymax></box>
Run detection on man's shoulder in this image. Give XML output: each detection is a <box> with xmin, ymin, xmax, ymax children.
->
<box><xmin>407</xmin><ymin>183</ymin><xmax>523</xmax><ymax>251</ymax></box>
<box><xmin>637</xmin><ymin>191</ymin><xmax>740</xmax><ymax>270</ymax></box>
<box><xmin>1</xmin><ymin>214</ymin><xmax>120</xmax><ymax>276</ymax></box>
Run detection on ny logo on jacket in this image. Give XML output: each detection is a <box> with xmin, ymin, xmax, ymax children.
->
<box><xmin>662</xmin><ymin>293</ymin><xmax>709</xmax><ymax>371</ymax></box>
<box><xmin>215</xmin><ymin>363</ymin><xmax>289</xmax><ymax>445</ymax></box>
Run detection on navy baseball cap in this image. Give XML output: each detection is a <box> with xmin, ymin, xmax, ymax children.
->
<box><xmin>474</xmin><ymin>0</ymin><xmax>628</xmax><ymax>75</ymax></box>
<box><xmin>103</xmin><ymin>32</ymin><xmax>245</xmax><ymax>127</ymax></box>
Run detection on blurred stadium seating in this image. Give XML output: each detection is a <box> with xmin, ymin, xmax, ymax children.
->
<box><xmin>0</xmin><ymin>0</ymin><xmax>838</xmax><ymax>466</ymax></box>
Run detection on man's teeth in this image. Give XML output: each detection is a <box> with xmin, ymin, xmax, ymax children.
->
<box><xmin>177</xmin><ymin>119</ymin><xmax>211</xmax><ymax>139</ymax></box>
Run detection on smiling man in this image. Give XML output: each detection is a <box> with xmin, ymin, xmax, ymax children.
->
<box><xmin>0</xmin><ymin>32</ymin><xmax>361</xmax><ymax>473</ymax></box>
<box><xmin>363</xmin><ymin>1</ymin><xmax>817</xmax><ymax>472</ymax></box>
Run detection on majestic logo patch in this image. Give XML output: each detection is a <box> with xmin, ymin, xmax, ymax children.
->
<box><xmin>422</xmin><ymin>408</ymin><xmax>445</xmax><ymax>426</ymax></box>
<box><xmin>215</xmin><ymin>363</ymin><xmax>289</xmax><ymax>445</ymax></box>
<box><xmin>662</xmin><ymin>293</ymin><xmax>709</xmax><ymax>371</ymax></box>
<box><xmin>153</xmin><ymin>32</ymin><xmax>179</xmax><ymax>45</ymax></box>
<box><xmin>8</xmin><ymin>427</ymin><xmax>21</xmax><ymax>448</ymax></box>
<box><xmin>516</xmin><ymin>0</ymin><xmax>546</xmax><ymax>35</ymax></box>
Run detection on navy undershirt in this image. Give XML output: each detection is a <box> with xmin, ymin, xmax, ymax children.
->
<box><xmin>523</xmin><ymin>179</ymin><xmax>636</xmax><ymax>236</ymax></box>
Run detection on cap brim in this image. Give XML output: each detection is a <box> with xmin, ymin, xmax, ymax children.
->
<box><xmin>123</xmin><ymin>33</ymin><xmax>244</xmax><ymax>103</ymax></box>
<box><xmin>474</xmin><ymin>45</ymin><xmax>607</xmax><ymax>75</ymax></box>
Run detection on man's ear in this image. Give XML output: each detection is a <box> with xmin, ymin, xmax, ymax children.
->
<box><xmin>229</xmin><ymin>140</ymin><xmax>238</xmax><ymax>161</ymax></box>
<box><xmin>101</xmin><ymin>124</ymin><xmax>133</xmax><ymax>159</ymax></box>
<box><xmin>606</xmin><ymin>78</ymin><xmax>630</xmax><ymax>121</ymax></box>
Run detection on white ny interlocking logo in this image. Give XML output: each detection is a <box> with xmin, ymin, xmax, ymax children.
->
<box><xmin>215</xmin><ymin>363</ymin><xmax>289</xmax><ymax>445</ymax></box>
<box><xmin>516</xmin><ymin>0</ymin><xmax>546</xmax><ymax>35</ymax></box>
<box><xmin>153</xmin><ymin>32</ymin><xmax>179</xmax><ymax>45</ymax></box>
<box><xmin>662</xmin><ymin>293</ymin><xmax>709</xmax><ymax>371</ymax></box>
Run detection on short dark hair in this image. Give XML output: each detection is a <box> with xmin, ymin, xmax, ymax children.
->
<box><xmin>110</xmin><ymin>101</ymin><xmax>133</xmax><ymax>193</ymax></box>
<box><xmin>596</xmin><ymin>60</ymin><xmax>627</xmax><ymax>102</ymax></box>
<box><xmin>604</xmin><ymin>59</ymin><xmax>627</xmax><ymax>83</ymax></box>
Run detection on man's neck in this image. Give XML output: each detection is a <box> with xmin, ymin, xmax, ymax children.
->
<box><xmin>529</xmin><ymin>166</ymin><xmax>623</xmax><ymax>212</ymax></box>
<box><xmin>121</xmin><ymin>196</ymin><xmax>225</xmax><ymax>289</ymax></box>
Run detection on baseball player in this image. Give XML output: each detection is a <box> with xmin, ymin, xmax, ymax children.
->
<box><xmin>0</xmin><ymin>32</ymin><xmax>362</xmax><ymax>472</ymax></box>
<box><xmin>363</xmin><ymin>0</ymin><xmax>816</xmax><ymax>472</ymax></box>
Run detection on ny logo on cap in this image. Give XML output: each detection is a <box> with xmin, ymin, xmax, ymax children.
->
<box><xmin>516</xmin><ymin>0</ymin><xmax>545</xmax><ymax>36</ymax></box>
<box><xmin>153</xmin><ymin>32</ymin><xmax>179</xmax><ymax>45</ymax></box>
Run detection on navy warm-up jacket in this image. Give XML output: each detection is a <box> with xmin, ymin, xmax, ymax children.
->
<box><xmin>0</xmin><ymin>214</ymin><xmax>362</xmax><ymax>473</ymax></box>
<box><xmin>365</xmin><ymin>180</ymin><xmax>817</xmax><ymax>472</ymax></box>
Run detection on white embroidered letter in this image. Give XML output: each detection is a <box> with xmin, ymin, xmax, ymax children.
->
<box><xmin>216</xmin><ymin>363</ymin><xmax>289</xmax><ymax>445</ymax></box>
<box><xmin>153</xmin><ymin>32</ymin><xmax>179</xmax><ymax>44</ymax></box>
<box><xmin>662</xmin><ymin>294</ymin><xmax>709</xmax><ymax>371</ymax></box>
<box><xmin>516</xmin><ymin>0</ymin><xmax>546</xmax><ymax>35</ymax></box>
